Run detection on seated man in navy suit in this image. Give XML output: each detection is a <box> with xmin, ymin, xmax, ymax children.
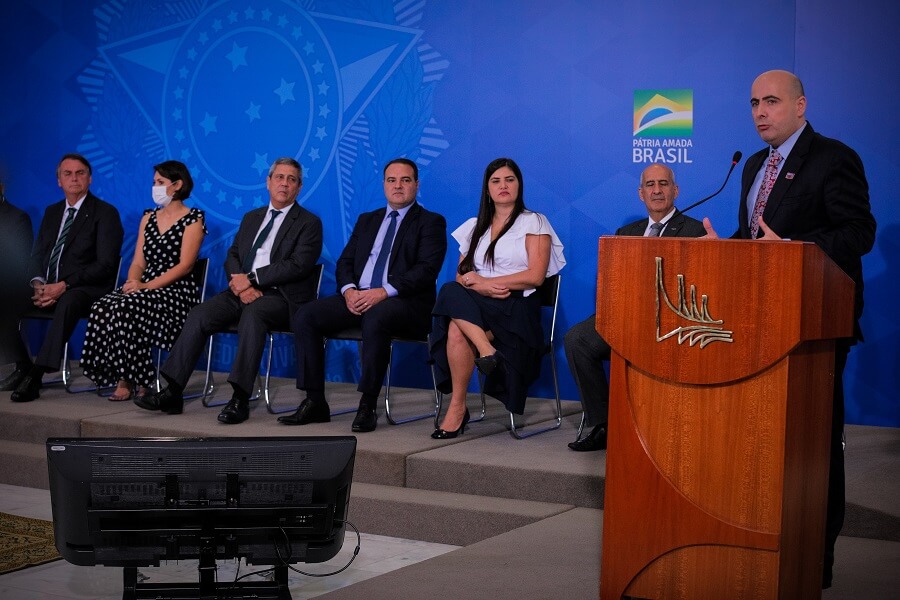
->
<box><xmin>565</xmin><ymin>163</ymin><xmax>705</xmax><ymax>451</ymax></box>
<box><xmin>10</xmin><ymin>154</ymin><xmax>124</xmax><ymax>402</ymax></box>
<box><xmin>279</xmin><ymin>158</ymin><xmax>447</xmax><ymax>432</ymax></box>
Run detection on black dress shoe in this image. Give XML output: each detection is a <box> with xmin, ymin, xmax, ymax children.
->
<box><xmin>431</xmin><ymin>408</ymin><xmax>470</xmax><ymax>439</ymax></box>
<box><xmin>133</xmin><ymin>387</ymin><xmax>183</xmax><ymax>415</ymax></box>
<box><xmin>277</xmin><ymin>398</ymin><xmax>331</xmax><ymax>425</ymax></box>
<box><xmin>474</xmin><ymin>352</ymin><xmax>501</xmax><ymax>376</ymax></box>
<box><xmin>0</xmin><ymin>367</ymin><xmax>29</xmax><ymax>392</ymax></box>
<box><xmin>10</xmin><ymin>374</ymin><xmax>41</xmax><ymax>403</ymax></box>
<box><xmin>218</xmin><ymin>397</ymin><xmax>249</xmax><ymax>424</ymax></box>
<box><xmin>351</xmin><ymin>406</ymin><xmax>378</xmax><ymax>432</ymax></box>
<box><xmin>568</xmin><ymin>424</ymin><xmax>607</xmax><ymax>452</ymax></box>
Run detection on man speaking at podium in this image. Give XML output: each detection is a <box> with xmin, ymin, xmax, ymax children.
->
<box><xmin>704</xmin><ymin>70</ymin><xmax>877</xmax><ymax>588</ymax></box>
<box><xmin>566</xmin><ymin>163</ymin><xmax>705</xmax><ymax>452</ymax></box>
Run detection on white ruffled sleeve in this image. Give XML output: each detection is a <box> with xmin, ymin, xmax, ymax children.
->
<box><xmin>451</xmin><ymin>217</ymin><xmax>478</xmax><ymax>255</ymax></box>
<box><xmin>519</xmin><ymin>212</ymin><xmax>566</xmax><ymax>276</ymax></box>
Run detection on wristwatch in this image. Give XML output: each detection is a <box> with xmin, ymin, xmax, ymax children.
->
<box><xmin>247</xmin><ymin>271</ymin><xmax>257</xmax><ymax>285</ymax></box>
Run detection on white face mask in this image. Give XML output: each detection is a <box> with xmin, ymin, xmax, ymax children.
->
<box><xmin>152</xmin><ymin>185</ymin><xmax>172</xmax><ymax>207</ymax></box>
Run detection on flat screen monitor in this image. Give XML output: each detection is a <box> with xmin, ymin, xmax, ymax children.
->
<box><xmin>46</xmin><ymin>436</ymin><xmax>356</xmax><ymax>571</ymax></box>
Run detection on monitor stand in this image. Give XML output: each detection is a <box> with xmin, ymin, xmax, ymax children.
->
<box><xmin>121</xmin><ymin>537</ymin><xmax>292</xmax><ymax>600</ymax></box>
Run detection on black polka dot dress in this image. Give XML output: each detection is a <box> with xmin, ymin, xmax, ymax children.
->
<box><xmin>81</xmin><ymin>208</ymin><xmax>206</xmax><ymax>388</ymax></box>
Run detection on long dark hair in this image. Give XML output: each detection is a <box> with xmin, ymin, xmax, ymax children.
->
<box><xmin>458</xmin><ymin>158</ymin><xmax>526</xmax><ymax>275</ymax></box>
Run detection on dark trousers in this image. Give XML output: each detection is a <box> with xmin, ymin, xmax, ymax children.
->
<box><xmin>26</xmin><ymin>289</ymin><xmax>96</xmax><ymax>372</ymax></box>
<box><xmin>161</xmin><ymin>290</ymin><xmax>290</xmax><ymax>395</ymax></box>
<box><xmin>824</xmin><ymin>341</ymin><xmax>850</xmax><ymax>578</ymax></box>
<box><xmin>563</xmin><ymin>314</ymin><xmax>612</xmax><ymax>428</ymax></box>
<box><xmin>0</xmin><ymin>302</ymin><xmax>29</xmax><ymax>366</ymax></box>
<box><xmin>292</xmin><ymin>294</ymin><xmax>428</xmax><ymax>398</ymax></box>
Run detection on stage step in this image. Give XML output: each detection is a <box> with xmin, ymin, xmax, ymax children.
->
<box><xmin>1</xmin><ymin>379</ymin><xmax>897</xmax><ymax>546</ymax></box>
<box><xmin>0</xmin><ymin>439</ymin><xmax>48</xmax><ymax>489</ymax></box>
<box><xmin>347</xmin><ymin>482</ymin><xmax>574</xmax><ymax>546</ymax></box>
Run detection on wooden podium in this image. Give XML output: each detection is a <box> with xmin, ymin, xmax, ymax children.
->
<box><xmin>596</xmin><ymin>237</ymin><xmax>854</xmax><ymax>600</ymax></box>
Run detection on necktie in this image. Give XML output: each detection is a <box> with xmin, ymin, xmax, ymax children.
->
<box><xmin>649</xmin><ymin>222</ymin><xmax>664</xmax><ymax>237</ymax></box>
<box><xmin>47</xmin><ymin>207</ymin><xmax>76</xmax><ymax>283</ymax></box>
<box><xmin>369</xmin><ymin>210</ymin><xmax>399</xmax><ymax>289</ymax></box>
<box><xmin>749</xmin><ymin>149</ymin><xmax>782</xmax><ymax>238</ymax></box>
<box><xmin>242</xmin><ymin>209</ymin><xmax>282</xmax><ymax>272</ymax></box>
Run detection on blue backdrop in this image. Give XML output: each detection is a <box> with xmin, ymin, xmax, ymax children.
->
<box><xmin>2</xmin><ymin>0</ymin><xmax>897</xmax><ymax>426</ymax></box>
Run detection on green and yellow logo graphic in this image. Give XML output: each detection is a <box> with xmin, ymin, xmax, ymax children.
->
<box><xmin>634</xmin><ymin>89</ymin><xmax>693</xmax><ymax>137</ymax></box>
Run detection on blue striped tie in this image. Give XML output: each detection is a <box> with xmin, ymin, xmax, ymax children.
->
<box><xmin>47</xmin><ymin>207</ymin><xmax>76</xmax><ymax>283</ymax></box>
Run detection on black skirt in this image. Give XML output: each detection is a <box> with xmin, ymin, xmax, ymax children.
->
<box><xmin>429</xmin><ymin>281</ymin><xmax>543</xmax><ymax>414</ymax></box>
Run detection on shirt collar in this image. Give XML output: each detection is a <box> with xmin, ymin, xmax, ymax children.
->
<box><xmin>650</xmin><ymin>207</ymin><xmax>677</xmax><ymax>225</ymax></box>
<box><xmin>771</xmin><ymin>121</ymin><xmax>806</xmax><ymax>161</ymax></box>
<box><xmin>386</xmin><ymin>202</ymin><xmax>414</xmax><ymax>219</ymax></box>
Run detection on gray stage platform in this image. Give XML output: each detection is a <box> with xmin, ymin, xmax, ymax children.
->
<box><xmin>1</xmin><ymin>370</ymin><xmax>897</xmax><ymax>598</ymax></box>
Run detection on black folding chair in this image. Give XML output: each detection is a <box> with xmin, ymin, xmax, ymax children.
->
<box><xmin>434</xmin><ymin>274</ymin><xmax>563</xmax><ymax>439</ymax></box>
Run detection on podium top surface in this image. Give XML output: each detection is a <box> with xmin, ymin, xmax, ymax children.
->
<box><xmin>595</xmin><ymin>237</ymin><xmax>854</xmax><ymax>384</ymax></box>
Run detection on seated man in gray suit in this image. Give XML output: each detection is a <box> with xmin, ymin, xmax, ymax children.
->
<box><xmin>135</xmin><ymin>157</ymin><xmax>322</xmax><ymax>423</ymax></box>
<box><xmin>566</xmin><ymin>163</ymin><xmax>705</xmax><ymax>451</ymax></box>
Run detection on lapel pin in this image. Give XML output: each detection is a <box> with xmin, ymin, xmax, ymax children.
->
<box><xmin>785</xmin><ymin>172</ymin><xmax>795</xmax><ymax>179</ymax></box>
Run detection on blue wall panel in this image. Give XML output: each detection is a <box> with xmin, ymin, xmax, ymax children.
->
<box><xmin>1</xmin><ymin>0</ymin><xmax>896</xmax><ymax>425</ymax></box>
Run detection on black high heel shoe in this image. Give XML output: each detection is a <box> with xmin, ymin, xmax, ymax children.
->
<box><xmin>474</xmin><ymin>351</ymin><xmax>501</xmax><ymax>376</ymax></box>
<box><xmin>431</xmin><ymin>408</ymin><xmax>470</xmax><ymax>439</ymax></box>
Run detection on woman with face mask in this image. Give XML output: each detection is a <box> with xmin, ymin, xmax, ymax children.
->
<box><xmin>81</xmin><ymin>160</ymin><xmax>206</xmax><ymax>401</ymax></box>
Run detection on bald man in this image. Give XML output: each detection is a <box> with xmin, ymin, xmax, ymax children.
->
<box><xmin>565</xmin><ymin>163</ymin><xmax>705</xmax><ymax>452</ymax></box>
<box><xmin>705</xmin><ymin>70</ymin><xmax>876</xmax><ymax>589</ymax></box>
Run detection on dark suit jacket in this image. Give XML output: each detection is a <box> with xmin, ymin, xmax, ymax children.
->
<box><xmin>0</xmin><ymin>199</ymin><xmax>34</xmax><ymax>297</ymax></box>
<box><xmin>1</xmin><ymin>199</ymin><xmax>35</xmax><ymax>363</ymax></box>
<box><xmin>336</xmin><ymin>202</ymin><xmax>447</xmax><ymax>315</ymax></box>
<box><xmin>736</xmin><ymin>123</ymin><xmax>876</xmax><ymax>336</ymax></box>
<box><xmin>616</xmin><ymin>210</ymin><xmax>706</xmax><ymax>238</ymax></box>
<box><xmin>29</xmin><ymin>192</ymin><xmax>123</xmax><ymax>295</ymax></box>
<box><xmin>224</xmin><ymin>202</ymin><xmax>323</xmax><ymax>313</ymax></box>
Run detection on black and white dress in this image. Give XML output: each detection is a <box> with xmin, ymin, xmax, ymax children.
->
<box><xmin>81</xmin><ymin>207</ymin><xmax>206</xmax><ymax>388</ymax></box>
<box><xmin>429</xmin><ymin>211</ymin><xmax>565</xmax><ymax>414</ymax></box>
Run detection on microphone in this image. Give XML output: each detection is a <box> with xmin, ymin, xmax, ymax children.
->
<box><xmin>676</xmin><ymin>151</ymin><xmax>742</xmax><ymax>217</ymax></box>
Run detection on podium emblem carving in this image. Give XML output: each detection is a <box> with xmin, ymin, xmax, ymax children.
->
<box><xmin>655</xmin><ymin>257</ymin><xmax>733</xmax><ymax>348</ymax></box>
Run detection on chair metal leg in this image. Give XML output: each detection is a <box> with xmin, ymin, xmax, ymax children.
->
<box><xmin>574</xmin><ymin>411</ymin><xmax>587</xmax><ymax>442</ymax></box>
<box><xmin>154</xmin><ymin>348</ymin><xmax>163</xmax><ymax>393</ymax></box>
<box><xmin>39</xmin><ymin>344</ymin><xmax>68</xmax><ymax>388</ymax></box>
<box><xmin>384</xmin><ymin>342</ymin><xmax>438</xmax><ymax>425</ymax></box>
<box><xmin>508</xmin><ymin>353</ymin><xmax>562</xmax><ymax>439</ymax></box>
<box><xmin>60</xmin><ymin>343</ymin><xmax>105</xmax><ymax>395</ymax></box>
<box><xmin>199</xmin><ymin>338</ymin><xmax>225</xmax><ymax>406</ymax></box>
<box><xmin>262</xmin><ymin>333</ymin><xmax>295</xmax><ymax>414</ymax></box>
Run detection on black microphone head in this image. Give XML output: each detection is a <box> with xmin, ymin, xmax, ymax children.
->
<box><xmin>732</xmin><ymin>151</ymin><xmax>742</xmax><ymax>165</ymax></box>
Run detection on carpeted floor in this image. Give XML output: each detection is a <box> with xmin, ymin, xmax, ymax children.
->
<box><xmin>0</xmin><ymin>512</ymin><xmax>61</xmax><ymax>574</ymax></box>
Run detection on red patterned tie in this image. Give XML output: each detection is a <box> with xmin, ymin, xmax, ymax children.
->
<box><xmin>749</xmin><ymin>149</ymin><xmax>781</xmax><ymax>238</ymax></box>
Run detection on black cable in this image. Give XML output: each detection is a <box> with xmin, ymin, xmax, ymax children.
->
<box><xmin>282</xmin><ymin>520</ymin><xmax>362</xmax><ymax>577</ymax></box>
<box><xmin>226</xmin><ymin>519</ymin><xmax>362</xmax><ymax>591</ymax></box>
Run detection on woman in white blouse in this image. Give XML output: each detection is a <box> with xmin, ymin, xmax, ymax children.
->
<box><xmin>429</xmin><ymin>158</ymin><xmax>565</xmax><ymax>438</ymax></box>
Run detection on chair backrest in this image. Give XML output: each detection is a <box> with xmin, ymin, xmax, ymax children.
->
<box><xmin>191</xmin><ymin>257</ymin><xmax>210</xmax><ymax>304</ymax></box>
<box><xmin>313</xmin><ymin>263</ymin><xmax>324</xmax><ymax>298</ymax></box>
<box><xmin>535</xmin><ymin>274</ymin><xmax>561</xmax><ymax>352</ymax></box>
